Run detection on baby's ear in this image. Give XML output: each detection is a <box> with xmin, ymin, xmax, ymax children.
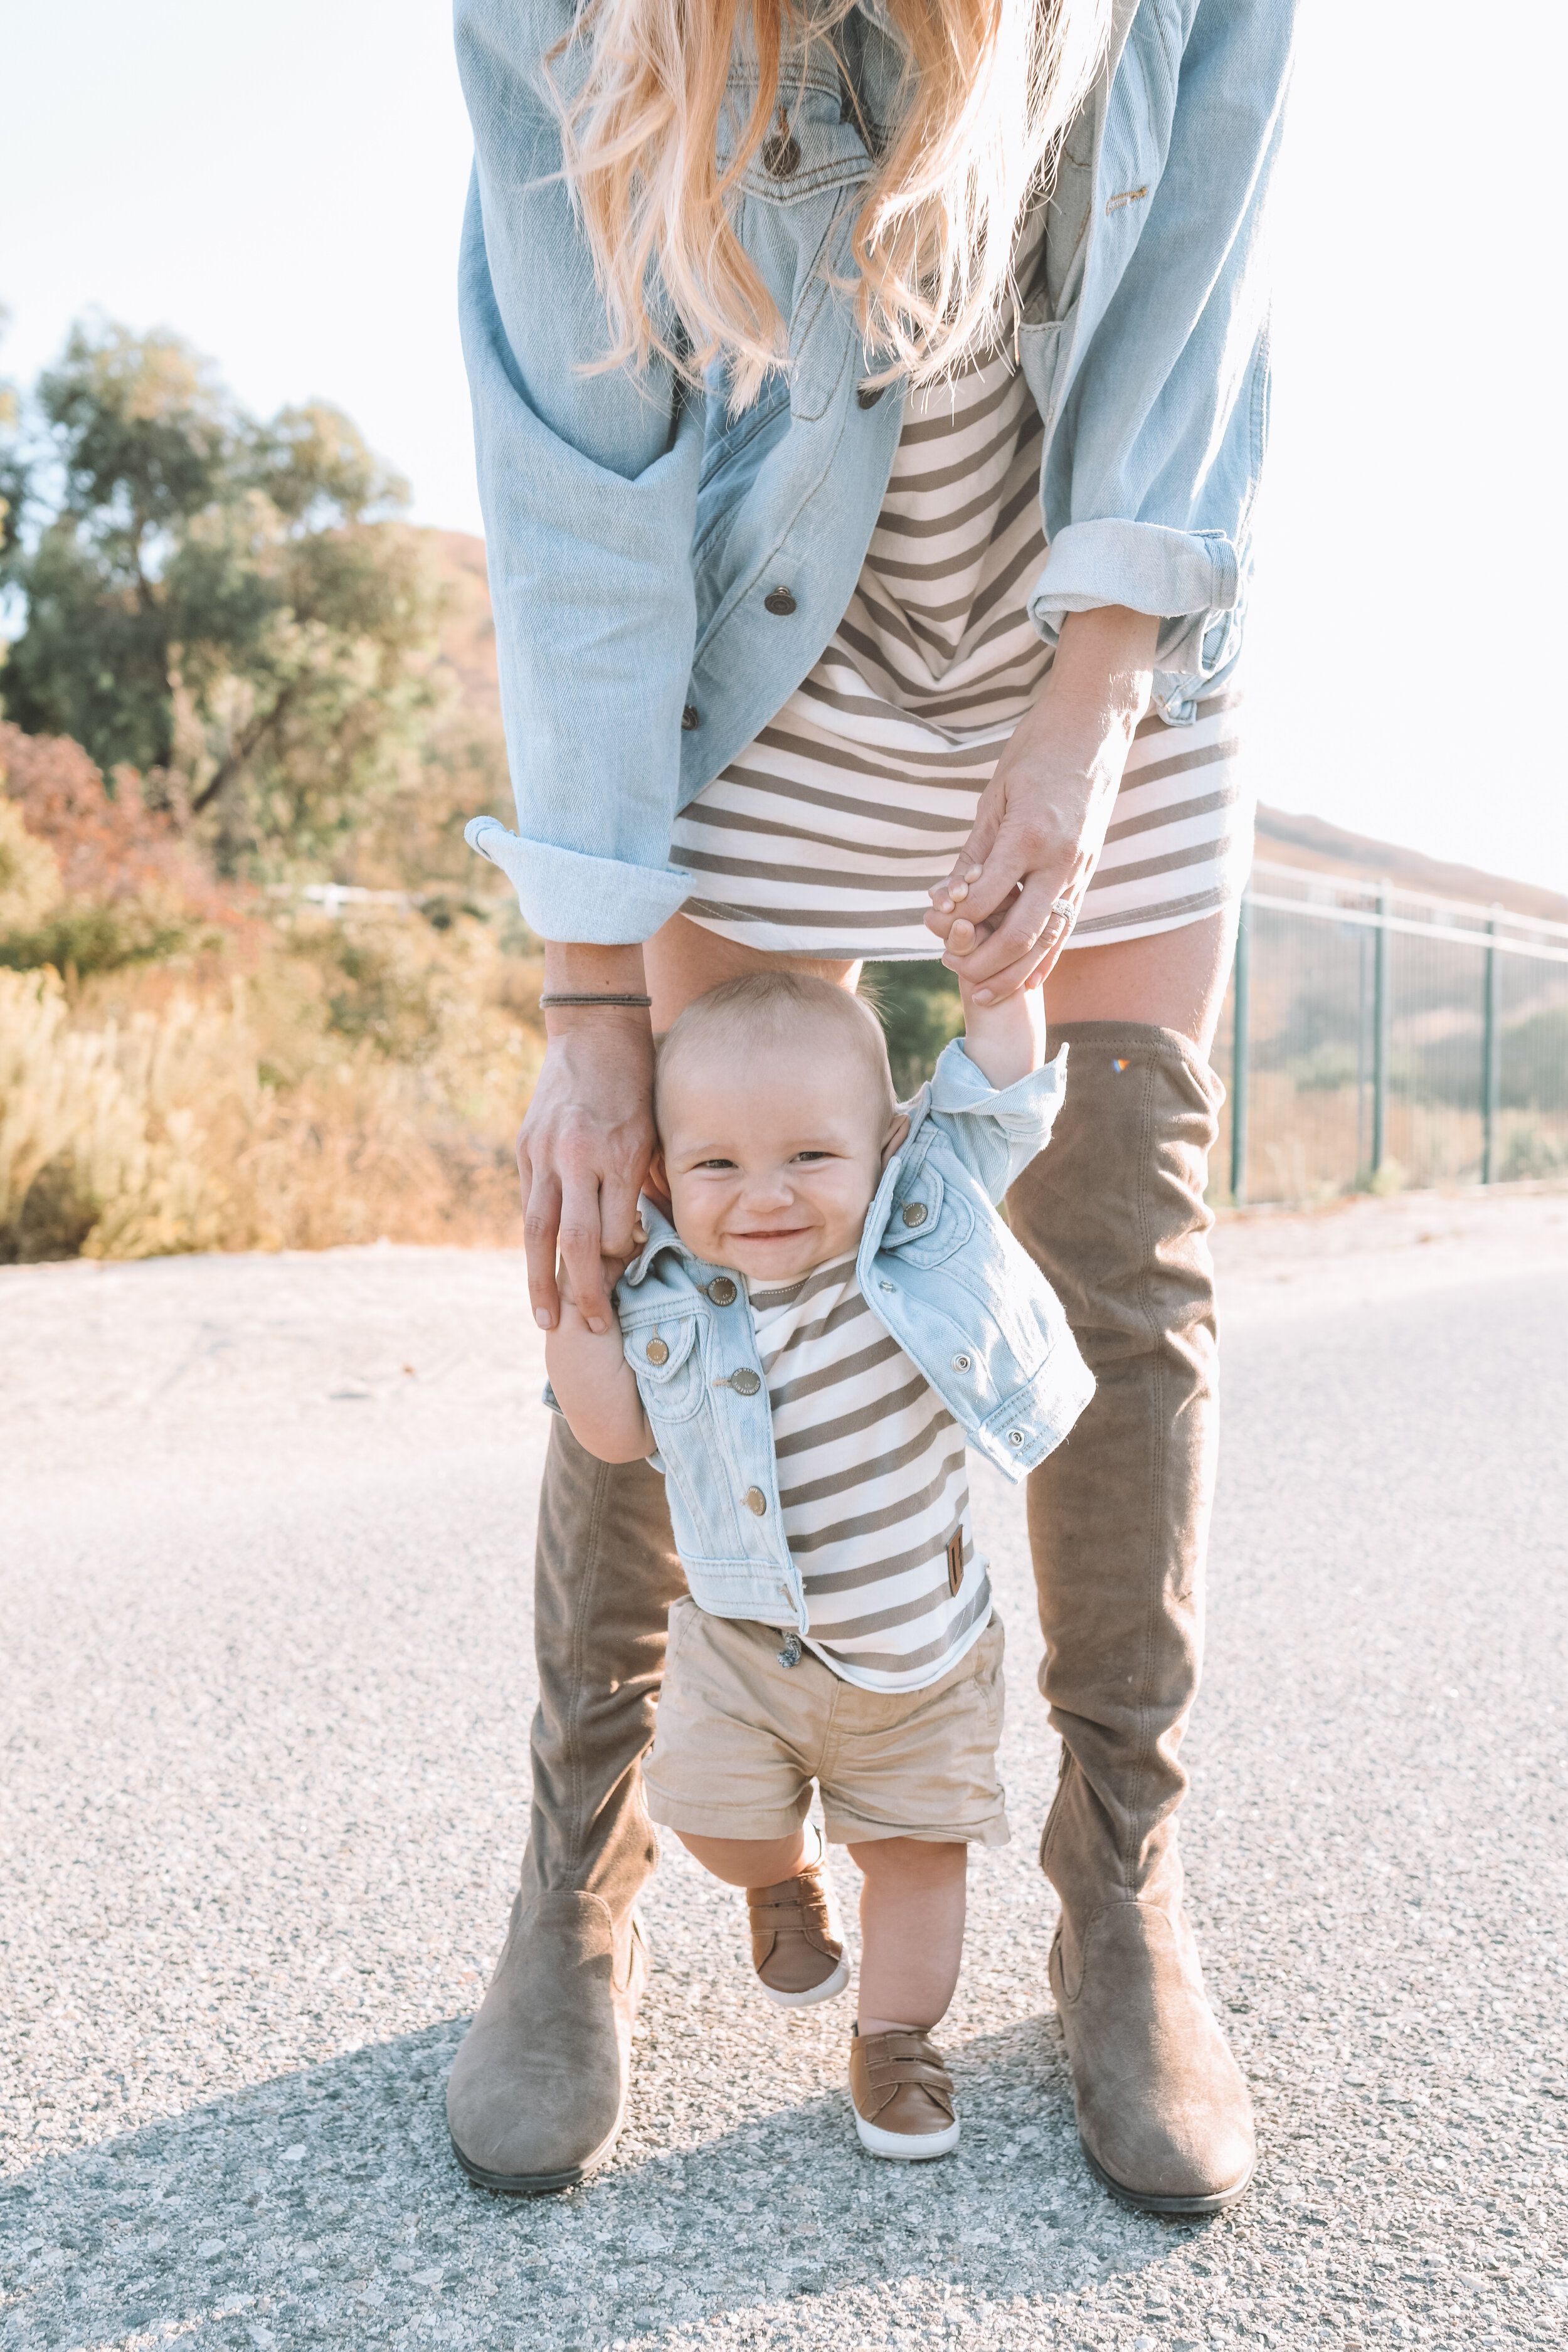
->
<box><xmin>645</xmin><ymin>1147</ymin><xmax>672</xmax><ymax>1216</ymax></box>
<box><xmin>880</xmin><ymin>1110</ymin><xmax>911</xmax><ymax>1169</ymax></box>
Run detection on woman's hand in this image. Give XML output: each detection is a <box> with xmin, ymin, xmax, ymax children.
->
<box><xmin>926</xmin><ymin>605</ymin><xmax>1159</xmax><ymax>999</ymax></box>
<box><xmin>519</xmin><ymin>946</ymin><xmax>656</xmax><ymax>1335</ymax></box>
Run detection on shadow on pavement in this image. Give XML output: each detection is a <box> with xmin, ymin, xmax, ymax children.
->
<box><xmin>3</xmin><ymin>2008</ymin><xmax>1201</xmax><ymax>2348</ymax></box>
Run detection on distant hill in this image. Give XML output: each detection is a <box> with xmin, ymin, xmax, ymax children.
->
<box><xmin>1253</xmin><ymin>805</ymin><xmax>1568</xmax><ymax>927</ymax></box>
<box><xmin>425</xmin><ymin>532</ymin><xmax>1566</xmax><ymax>927</ymax></box>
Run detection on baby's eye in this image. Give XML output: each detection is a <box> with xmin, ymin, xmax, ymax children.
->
<box><xmin>692</xmin><ymin>1157</ymin><xmax>738</xmax><ymax>1171</ymax></box>
<box><xmin>792</xmin><ymin>1150</ymin><xmax>837</xmax><ymax>1164</ymax></box>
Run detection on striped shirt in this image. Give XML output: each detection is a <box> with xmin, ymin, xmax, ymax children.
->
<box><xmin>672</xmin><ymin>213</ymin><xmax>1249</xmax><ymax>960</ymax></box>
<box><xmin>751</xmin><ymin>1256</ymin><xmax>991</xmax><ymax>1695</ymax></box>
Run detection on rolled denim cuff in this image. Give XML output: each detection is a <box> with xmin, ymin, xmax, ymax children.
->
<box><xmin>930</xmin><ymin>1037</ymin><xmax>1070</xmax><ymax>1123</ymax></box>
<box><xmin>465</xmin><ymin>816</ymin><xmax>692</xmax><ymax>945</ymax></box>
<box><xmin>1027</xmin><ymin>521</ymin><xmax>1239</xmax><ymax>633</ymax></box>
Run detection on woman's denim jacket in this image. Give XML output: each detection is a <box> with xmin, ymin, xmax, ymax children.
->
<box><xmin>586</xmin><ymin>1040</ymin><xmax>1094</xmax><ymax>1632</ymax></box>
<box><xmin>455</xmin><ymin>0</ymin><xmax>1298</xmax><ymax>945</ymax></box>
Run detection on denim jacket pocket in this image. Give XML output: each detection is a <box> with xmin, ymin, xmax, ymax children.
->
<box><xmin>627</xmin><ymin>1312</ymin><xmax>707</xmax><ymax>1426</ymax></box>
<box><xmin>881</xmin><ymin>1158</ymin><xmax>973</xmax><ymax>1269</ymax></box>
<box><xmin>724</xmin><ymin>74</ymin><xmax>874</xmax><ymax>206</ymax></box>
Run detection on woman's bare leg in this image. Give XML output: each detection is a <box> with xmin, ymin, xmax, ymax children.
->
<box><xmin>1042</xmin><ymin>906</ymin><xmax>1237</xmax><ymax>1052</ymax></box>
<box><xmin>645</xmin><ymin>910</ymin><xmax>860</xmax><ymax>1030</ymax></box>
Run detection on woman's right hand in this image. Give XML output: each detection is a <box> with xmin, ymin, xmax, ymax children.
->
<box><xmin>518</xmin><ymin>950</ymin><xmax>656</xmax><ymax>1336</ymax></box>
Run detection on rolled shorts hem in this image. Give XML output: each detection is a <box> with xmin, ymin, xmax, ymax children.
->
<box><xmin>646</xmin><ymin>1788</ymin><xmax>1010</xmax><ymax>1848</ymax></box>
<box><xmin>823</xmin><ymin>1806</ymin><xmax>1010</xmax><ymax>1849</ymax></box>
<box><xmin>645</xmin><ymin>1789</ymin><xmax>812</xmax><ymax>1844</ymax></box>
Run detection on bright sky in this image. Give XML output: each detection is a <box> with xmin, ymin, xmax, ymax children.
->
<box><xmin>4</xmin><ymin>0</ymin><xmax>1565</xmax><ymax>891</ymax></box>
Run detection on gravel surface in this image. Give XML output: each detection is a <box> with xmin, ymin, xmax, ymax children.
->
<box><xmin>3</xmin><ymin>1189</ymin><xmax>1566</xmax><ymax>2351</ymax></box>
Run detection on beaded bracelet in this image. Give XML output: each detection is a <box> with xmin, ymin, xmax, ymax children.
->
<box><xmin>539</xmin><ymin>992</ymin><xmax>654</xmax><ymax>1008</ymax></box>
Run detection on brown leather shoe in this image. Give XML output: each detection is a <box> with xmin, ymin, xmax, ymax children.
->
<box><xmin>849</xmin><ymin>2028</ymin><xmax>960</xmax><ymax>2159</ymax></box>
<box><xmin>747</xmin><ymin>1851</ymin><xmax>849</xmax><ymax>2008</ymax></box>
<box><xmin>1010</xmin><ymin>1025</ymin><xmax>1255</xmax><ymax>2215</ymax></box>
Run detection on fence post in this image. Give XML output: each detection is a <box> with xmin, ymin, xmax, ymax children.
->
<box><xmin>1481</xmin><ymin>908</ymin><xmax>1502</xmax><ymax>1183</ymax></box>
<box><xmin>1230</xmin><ymin>894</ymin><xmax>1251</xmax><ymax>1204</ymax></box>
<box><xmin>1371</xmin><ymin>882</ymin><xmax>1391</xmax><ymax>1179</ymax></box>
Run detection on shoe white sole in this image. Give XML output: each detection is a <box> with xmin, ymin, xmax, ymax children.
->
<box><xmin>760</xmin><ymin>1956</ymin><xmax>851</xmax><ymax>2008</ymax></box>
<box><xmin>854</xmin><ymin>2109</ymin><xmax>961</xmax><ymax>2161</ymax></box>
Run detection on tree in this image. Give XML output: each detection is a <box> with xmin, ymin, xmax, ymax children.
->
<box><xmin>0</xmin><ymin>319</ymin><xmax>445</xmax><ymax>875</ymax></box>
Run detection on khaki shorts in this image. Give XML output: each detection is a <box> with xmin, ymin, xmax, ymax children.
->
<box><xmin>644</xmin><ymin>1597</ymin><xmax>1010</xmax><ymax>1848</ymax></box>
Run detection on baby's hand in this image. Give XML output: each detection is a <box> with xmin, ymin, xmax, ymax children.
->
<box><xmin>959</xmin><ymin>973</ymin><xmax>1046</xmax><ymax>1089</ymax></box>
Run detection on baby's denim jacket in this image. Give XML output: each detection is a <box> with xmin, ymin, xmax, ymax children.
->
<box><xmin>594</xmin><ymin>1039</ymin><xmax>1095</xmax><ymax>1636</ymax></box>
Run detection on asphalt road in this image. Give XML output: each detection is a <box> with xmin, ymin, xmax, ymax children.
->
<box><xmin>2</xmin><ymin>1189</ymin><xmax>1566</xmax><ymax>2352</ymax></box>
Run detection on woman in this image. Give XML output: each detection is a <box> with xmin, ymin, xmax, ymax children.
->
<box><xmin>445</xmin><ymin>0</ymin><xmax>1296</xmax><ymax>2212</ymax></box>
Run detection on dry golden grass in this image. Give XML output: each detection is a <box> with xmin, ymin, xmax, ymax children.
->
<box><xmin>1</xmin><ymin>909</ymin><xmax>541</xmax><ymax>1261</ymax></box>
<box><xmin>1</xmin><ymin>718</ymin><xmax>544</xmax><ymax>1263</ymax></box>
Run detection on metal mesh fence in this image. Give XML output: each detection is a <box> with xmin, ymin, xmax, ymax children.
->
<box><xmin>1210</xmin><ymin>864</ymin><xmax>1568</xmax><ymax>1203</ymax></box>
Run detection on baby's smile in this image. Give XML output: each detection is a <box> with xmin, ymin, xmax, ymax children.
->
<box><xmin>652</xmin><ymin>1037</ymin><xmax>902</xmax><ymax>1283</ymax></box>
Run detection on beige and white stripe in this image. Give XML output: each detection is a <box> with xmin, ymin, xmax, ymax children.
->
<box><xmin>673</xmin><ymin>211</ymin><xmax>1249</xmax><ymax>961</ymax></box>
<box><xmin>750</xmin><ymin>1256</ymin><xmax>991</xmax><ymax>1695</ymax></box>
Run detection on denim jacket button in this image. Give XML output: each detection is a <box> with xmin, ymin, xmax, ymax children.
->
<box><xmin>902</xmin><ymin>1200</ymin><xmax>927</xmax><ymax>1226</ymax></box>
<box><xmin>730</xmin><ymin>1367</ymin><xmax>761</xmax><ymax>1396</ymax></box>
<box><xmin>744</xmin><ymin>1486</ymin><xmax>768</xmax><ymax>1516</ymax></box>
<box><xmin>763</xmin><ymin>587</ymin><xmax>797</xmax><ymax>617</ymax></box>
<box><xmin>952</xmin><ymin>1353</ymin><xmax>972</xmax><ymax>1372</ymax></box>
<box><xmin>644</xmin><ymin>1337</ymin><xmax>669</xmax><ymax>1365</ymax></box>
<box><xmin>681</xmin><ymin>703</ymin><xmax>700</xmax><ymax>731</ymax></box>
<box><xmin>856</xmin><ymin>383</ymin><xmax>885</xmax><ymax>410</ymax></box>
<box><xmin>707</xmin><ymin>1276</ymin><xmax>738</xmax><ymax>1305</ymax></box>
<box><xmin>1008</xmin><ymin>1429</ymin><xmax>1025</xmax><ymax>1446</ymax></box>
<box><xmin>762</xmin><ymin>127</ymin><xmax>801</xmax><ymax>180</ymax></box>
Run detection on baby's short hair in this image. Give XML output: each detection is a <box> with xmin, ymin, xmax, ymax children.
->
<box><xmin>655</xmin><ymin>970</ymin><xmax>896</xmax><ymax>1131</ymax></box>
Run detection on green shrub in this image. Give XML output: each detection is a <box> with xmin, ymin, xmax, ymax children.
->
<box><xmin>866</xmin><ymin>960</ymin><xmax>963</xmax><ymax>1096</ymax></box>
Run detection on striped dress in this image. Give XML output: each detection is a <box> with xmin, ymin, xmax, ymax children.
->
<box><xmin>750</xmin><ymin>1257</ymin><xmax>991</xmax><ymax>1695</ymax></box>
<box><xmin>672</xmin><ymin>215</ymin><xmax>1249</xmax><ymax>959</ymax></box>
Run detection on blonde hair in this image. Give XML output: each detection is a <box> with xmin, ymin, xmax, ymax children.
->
<box><xmin>551</xmin><ymin>0</ymin><xmax>1111</xmax><ymax>405</ymax></box>
<box><xmin>656</xmin><ymin>970</ymin><xmax>895</xmax><ymax>1126</ymax></box>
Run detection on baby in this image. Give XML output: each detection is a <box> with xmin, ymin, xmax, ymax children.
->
<box><xmin>544</xmin><ymin>969</ymin><xmax>1093</xmax><ymax>2159</ymax></box>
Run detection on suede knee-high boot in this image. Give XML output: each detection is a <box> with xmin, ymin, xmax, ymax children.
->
<box><xmin>447</xmin><ymin>1417</ymin><xmax>686</xmax><ymax>2193</ymax></box>
<box><xmin>1007</xmin><ymin>1021</ymin><xmax>1254</xmax><ymax>2213</ymax></box>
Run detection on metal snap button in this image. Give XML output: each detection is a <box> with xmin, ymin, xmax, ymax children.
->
<box><xmin>729</xmin><ymin>1367</ymin><xmax>761</xmax><ymax>1396</ymax></box>
<box><xmin>776</xmin><ymin>1633</ymin><xmax>803</xmax><ymax>1667</ymax></box>
<box><xmin>706</xmin><ymin>1276</ymin><xmax>738</xmax><ymax>1305</ymax></box>
<box><xmin>901</xmin><ymin>1200</ymin><xmax>927</xmax><ymax>1226</ymax></box>
<box><xmin>681</xmin><ymin>703</ymin><xmax>699</xmax><ymax>731</ymax></box>
<box><xmin>763</xmin><ymin>587</ymin><xmax>797</xmax><ymax>617</ymax></box>
<box><xmin>762</xmin><ymin>125</ymin><xmax>800</xmax><ymax>180</ymax></box>
<box><xmin>856</xmin><ymin>383</ymin><xmax>885</xmax><ymax>410</ymax></box>
<box><xmin>744</xmin><ymin>1486</ymin><xmax>768</xmax><ymax>1516</ymax></box>
<box><xmin>952</xmin><ymin>1353</ymin><xmax>972</xmax><ymax>1372</ymax></box>
<box><xmin>1008</xmin><ymin>1429</ymin><xmax>1025</xmax><ymax>1446</ymax></box>
<box><xmin>878</xmin><ymin>1279</ymin><xmax>894</xmax><ymax>1292</ymax></box>
<box><xmin>644</xmin><ymin>1337</ymin><xmax>669</xmax><ymax>1366</ymax></box>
